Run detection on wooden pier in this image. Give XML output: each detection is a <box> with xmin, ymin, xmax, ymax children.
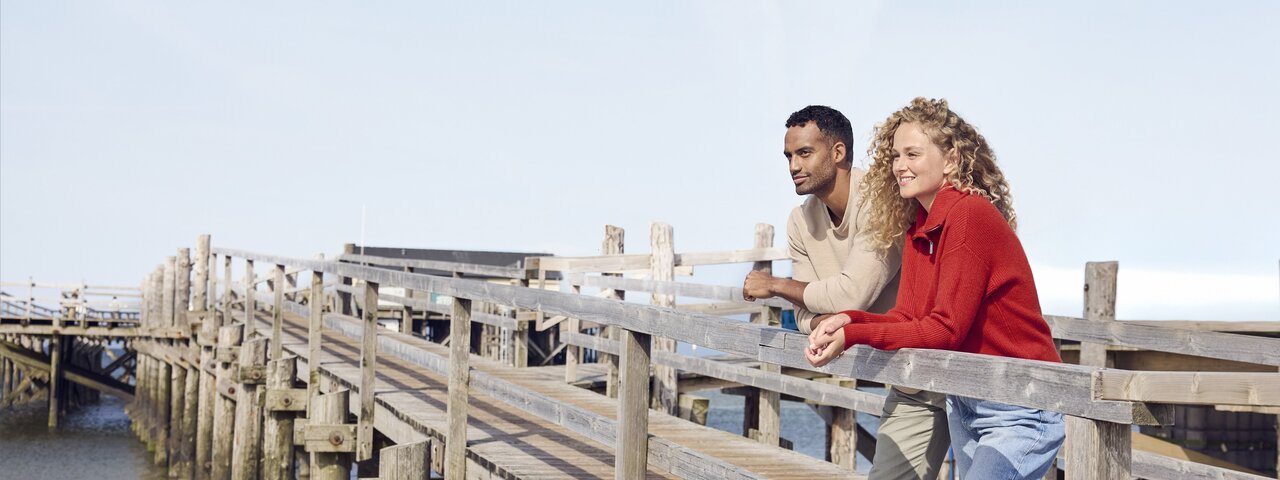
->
<box><xmin>2</xmin><ymin>229</ymin><xmax>1279</xmax><ymax>479</ymax></box>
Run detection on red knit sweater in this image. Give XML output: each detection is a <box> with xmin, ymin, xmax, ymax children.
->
<box><xmin>840</xmin><ymin>186</ymin><xmax>1061</xmax><ymax>363</ymax></box>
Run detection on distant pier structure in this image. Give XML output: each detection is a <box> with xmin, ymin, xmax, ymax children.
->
<box><xmin>2</xmin><ymin>228</ymin><xmax>1278</xmax><ymax>479</ymax></box>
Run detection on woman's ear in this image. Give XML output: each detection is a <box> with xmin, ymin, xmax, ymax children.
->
<box><xmin>943</xmin><ymin>147</ymin><xmax>959</xmax><ymax>174</ymax></box>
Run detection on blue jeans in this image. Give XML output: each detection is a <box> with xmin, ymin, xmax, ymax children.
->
<box><xmin>946</xmin><ymin>395</ymin><xmax>1064</xmax><ymax>479</ymax></box>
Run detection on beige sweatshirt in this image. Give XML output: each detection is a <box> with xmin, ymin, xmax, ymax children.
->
<box><xmin>789</xmin><ymin>167</ymin><xmax>902</xmax><ymax>334</ymax></box>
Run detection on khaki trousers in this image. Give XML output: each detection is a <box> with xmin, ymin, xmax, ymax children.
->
<box><xmin>868</xmin><ymin>387</ymin><xmax>951</xmax><ymax>480</ymax></box>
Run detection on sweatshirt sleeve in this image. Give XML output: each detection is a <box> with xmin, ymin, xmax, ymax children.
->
<box><xmin>801</xmin><ymin>199</ymin><xmax>902</xmax><ymax>316</ymax></box>
<box><xmin>840</xmin><ymin>241</ymin><xmax>991</xmax><ymax>351</ymax></box>
<box><xmin>787</xmin><ymin>208</ymin><xmax>820</xmax><ymax>334</ymax></box>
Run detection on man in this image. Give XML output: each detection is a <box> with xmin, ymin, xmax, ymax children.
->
<box><xmin>742</xmin><ymin>105</ymin><xmax>949</xmax><ymax>480</ymax></box>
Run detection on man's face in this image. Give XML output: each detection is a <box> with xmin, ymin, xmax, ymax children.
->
<box><xmin>784</xmin><ymin>122</ymin><xmax>842</xmax><ymax>196</ymax></box>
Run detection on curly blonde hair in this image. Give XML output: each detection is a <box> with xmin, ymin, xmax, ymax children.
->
<box><xmin>860</xmin><ymin>97</ymin><xmax>1017</xmax><ymax>253</ymax></box>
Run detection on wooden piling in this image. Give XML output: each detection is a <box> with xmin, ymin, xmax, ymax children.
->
<box><xmin>649</xmin><ymin>222</ymin><xmax>678</xmax><ymax>415</ymax></box>
<box><xmin>154</xmin><ymin>358</ymin><xmax>171</xmax><ymax>466</ymax></box>
<box><xmin>310</xmin><ymin>390</ymin><xmax>353</xmax><ymax>480</ymax></box>
<box><xmin>243</xmin><ymin>260</ymin><xmax>256</xmax><ymax>327</ymax></box>
<box><xmin>231</xmin><ymin>337</ymin><xmax>269</xmax><ymax>480</ymax></box>
<box><xmin>211</xmin><ymin>324</ymin><xmax>244</xmax><ymax>480</ymax></box>
<box><xmin>445</xmin><ymin>297</ymin><xmax>472</xmax><ymax>480</ymax></box>
<box><xmin>167</xmin><ymin>364</ymin><xmax>188</xmax><ymax>476</ymax></box>
<box><xmin>1065</xmin><ymin>261</ymin><xmax>1130</xmax><ymax>479</ymax></box>
<box><xmin>177</xmin><ymin>248</ymin><xmax>192</xmax><ymax>331</ymax></box>
<box><xmin>379</xmin><ymin>440</ymin><xmax>432</xmax><ymax>480</ymax></box>
<box><xmin>177</xmin><ymin>364</ymin><xmax>199</xmax><ymax>479</ymax></box>
<box><xmin>196</xmin><ymin>259</ymin><xmax>220</xmax><ymax>480</ymax></box>
<box><xmin>271</xmin><ymin>264</ymin><xmax>285</xmax><ymax>360</ymax></box>
<box><xmin>262</xmin><ymin>356</ymin><xmax>298</xmax><ymax>480</ymax></box>
<box><xmin>47</xmin><ymin>334</ymin><xmax>62</xmax><ymax>429</ymax></box>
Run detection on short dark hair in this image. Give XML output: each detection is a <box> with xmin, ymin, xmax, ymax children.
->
<box><xmin>785</xmin><ymin>105</ymin><xmax>854</xmax><ymax>155</ymax></box>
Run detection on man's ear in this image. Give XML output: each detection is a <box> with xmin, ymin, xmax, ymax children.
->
<box><xmin>832</xmin><ymin>141</ymin><xmax>848</xmax><ymax>166</ymax></box>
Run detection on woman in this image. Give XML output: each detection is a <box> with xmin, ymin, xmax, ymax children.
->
<box><xmin>806</xmin><ymin>97</ymin><xmax>1064</xmax><ymax>479</ymax></box>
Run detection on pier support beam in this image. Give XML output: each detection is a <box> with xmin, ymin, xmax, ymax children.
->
<box><xmin>618</xmin><ymin>327</ymin><xmax>652</xmax><ymax>480</ymax></box>
<box><xmin>311</xmin><ymin>390</ymin><xmax>353</xmax><ymax>480</ymax></box>
<box><xmin>211</xmin><ymin>324</ymin><xmax>243</xmax><ymax>480</ymax></box>
<box><xmin>231</xmin><ymin>337</ymin><xmax>269</xmax><ymax>480</ymax></box>
<box><xmin>47</xmin><ymin>335</ymin><xmax>62</xmax><ymax>429</ymax></box>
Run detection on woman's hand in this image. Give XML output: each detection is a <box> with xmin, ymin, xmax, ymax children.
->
<box><xmin>806</xmin><ymin>320</ymin><xmax>847</xmax><ymax>367</ymax></box>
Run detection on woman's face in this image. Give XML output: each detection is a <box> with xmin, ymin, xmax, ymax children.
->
<box><xmin>891</xmin><ymin>122</ymin><xmax>954</xmax><ymax>211</ymax></box>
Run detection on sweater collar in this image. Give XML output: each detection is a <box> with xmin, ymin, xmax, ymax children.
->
<box><xmin>911</xmin><ymin>184</ymin><xmax>966</xmax><ymax>240</ymax></box>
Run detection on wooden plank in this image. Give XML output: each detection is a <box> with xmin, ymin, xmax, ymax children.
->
<box><xmin>650</xmin><ymin>222</ymin><xmax>678</xmax><ymax>415</ymax></box>
<box><xmin>618</xmin><ymin>328</ymin><xmax>651</xmax><ymax>480</ymax></box>
<box><xmin>231</xmin><ymin>337</ymin><xmax>268</xmax><ymax>480</ymax></box>
<box><xmin>445</xmin><ymin>297</ymin><xmax>472</xmax><ymax>480</ymax></box>
<box><xmin>1098</xmin><ymin>371</ymin><xmax>1280</xmax><ymax>406</ymax></box>
<box><xmin>569</xmin><ymin>274</ymin><xmax>792</xmax><ymax>309</ymax></box>
<box><xmin>761</xmin><ymin>332</ymin><xmax>1167</xmax><ymax>425</ymax></box>
<box><xmin>535</xmin><ymin>247</ymin><xmax>787</xmax><ymax>273</ymax></box>
<box><xmin>262</xmin><ymin>356</ymin><xmax>297</xmax><ymax>480</ymax></box>
<box><xmin>338</xmin><ymin>252</ymin><xmax>525</xmax><ymax>279</ymax></box>
<box><xmin>1045</xmin><ymin>315</ymin><xmax>1280</xmax><ymax>367</ymax></box>
<box><xmin>310</xmin><ymin>390</ymin><xmax>353</xmax><ymax>480</ymax></box>
<box><xmin>379</xmin><ymin>440</ymin><xmax>432</xmax><ymax>480</ymax></box>
<box><xmin>357</xmin><ymin>281</ymin><xmax>379</xmax><ymax>462</ymax></box>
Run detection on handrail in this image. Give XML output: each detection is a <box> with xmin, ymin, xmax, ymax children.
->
<box><xmin>532</xmin><ymin>247</ymin><xmax>788</xmax><ymax>273</ymax></box>
<box><xmin>212</xmin><ymin>246</ymin><xmax>1164</xmax><ymax>424</ymax></box>
<box><xmin>338</xmin><ymin>253</ymin><xmax>526</xmax><ymax>279</ymax></box>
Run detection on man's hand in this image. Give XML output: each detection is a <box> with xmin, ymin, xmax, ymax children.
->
<box><xmin>742</xmin><ymin>270</ymin><xmax>775</xmax><ymax>301</ymax></box>
<box><xmin>806</xmin><ymin>313</ymin><xmax>849</xmax><ymax>367</ymax></box>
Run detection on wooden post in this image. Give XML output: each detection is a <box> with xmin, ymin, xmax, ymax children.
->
<box><xmin>243</xmin><ymin>260</ymin><xmax>256</xmax><ymax>328</ymax></box>
<box><xmin>194</xmin><ymin>235</ymin><xmax>211</xmax><ymax>312</ymax></box>
<box><xmin>271</xmin><ymin>264</ymin><xmax>286</xmax><ymax>360</ymax></box>
<box><xmin>178</xmin><ymin>364</ymin><xmax>199</xmax><ymax>479</ymax></box>
<box><xmin>262</xmin><ymin>356</ymin><xmax>298</xmax><ymax>480</ymax></box>
<box><xmin>1065</xmin><ymin>261</ymin><xmax>1129</xmax><ymax>480</ymax></box>
<box><xmin>212</xmin><ymin>324</ymin><xmax>244</xmax><ymax>480</ymax></box>
<box><xmin>338</xmin><ymin>244</ymin><xmax>355</xmax><ymax>316</ymax></box>
<box><xmin>47</xmin><ymin>335</ymin><xmax>62</xmax><ymax>429</ymax></box>
<box><xmin>563</xmin><ymin>282</ymin><xmax>581</xmax><ymax>383</ymax></box>
<box><xmin>747</xmin><ymin>223</ymin><xmax>781</xmax><ymax>445</ymax></box>
<box><xmin>222</xmin><ymin>256</ymin><xmax>233</xmax><ymax>327</ymax></box>
<box><xmin>196</xmin><ymin>261</ymin><xmax>220</xmax><ymax>480</ymax></box>
<box><xmin>177</xmin><ymin>248</ymin><xmax>192</xmax><ymax>331</ymax></box>
<box><xmin>445</xmin><ymin>297</ymin><xmax>472</xmax><ymax>480</ymax></box>
<box><xmin>308</xmin><ymin>270</ymin><xmax>325</xmax><ymax>410</ymax></box>
<box><xmin>154</xmin><ymin>359</ymin><xmax>172</xmax><ymax>466</ymax></box>
<box><xmin>311</xmin><ymin>390</ymin><xmax>353</xmax><ymax>480</ymax></box>
<box><xmin>137</xmin><ymin>354</ymin><xmax>151</xmax><ymax>442</ymax></box>
<box><xmin>649</xmin><ymin>222</ymin><xmax>677</xmax><ymax>415</ymax></box>
<box><xmin>167</xmin><ymin>364</ymin><xmax>188</xmax><ymax>476</ymax></box>
<box><xmin>231</xmin><ymin>337</ymin><xmax>269</xmax><ymax>480</ymax></box>
<box><xmin>618</xmin><ymin>327</ymin><xmax>652</xmax><ymax>480</ymax></box>
<box><xmin>163</xmin><ymin>256</ymin><xmax>177</xmax><ymax>329</ymax></box>
<box><xmin>1079</xmin><ymin>261</ymin><xmax>1117</xmax><ymax>368</ymax></box>
<box><xmin>601</xmin><ymin>225</ymin><xmax>624</xmax><ymax>398</ymax></box>
<box><xmin>380</xmin><ymin>440</ymin><xmax>432</xmax><ymax>480</ymax></box>
<box><xmin>357</xmin><ymin>281</ymin><xmax>379</xmax><ymax>462</ymax></box>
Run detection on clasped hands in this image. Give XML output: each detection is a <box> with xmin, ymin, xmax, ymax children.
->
<box><xmin>806</xmin><ymin>313</ymin><xmax>852</xmax><ymax>367</ymax></box>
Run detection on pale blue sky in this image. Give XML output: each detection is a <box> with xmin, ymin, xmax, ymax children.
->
<box><xmin>2</xmin><ymin>1</ymin><xmax>1277</xmax><ymax>320</ymax></box>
